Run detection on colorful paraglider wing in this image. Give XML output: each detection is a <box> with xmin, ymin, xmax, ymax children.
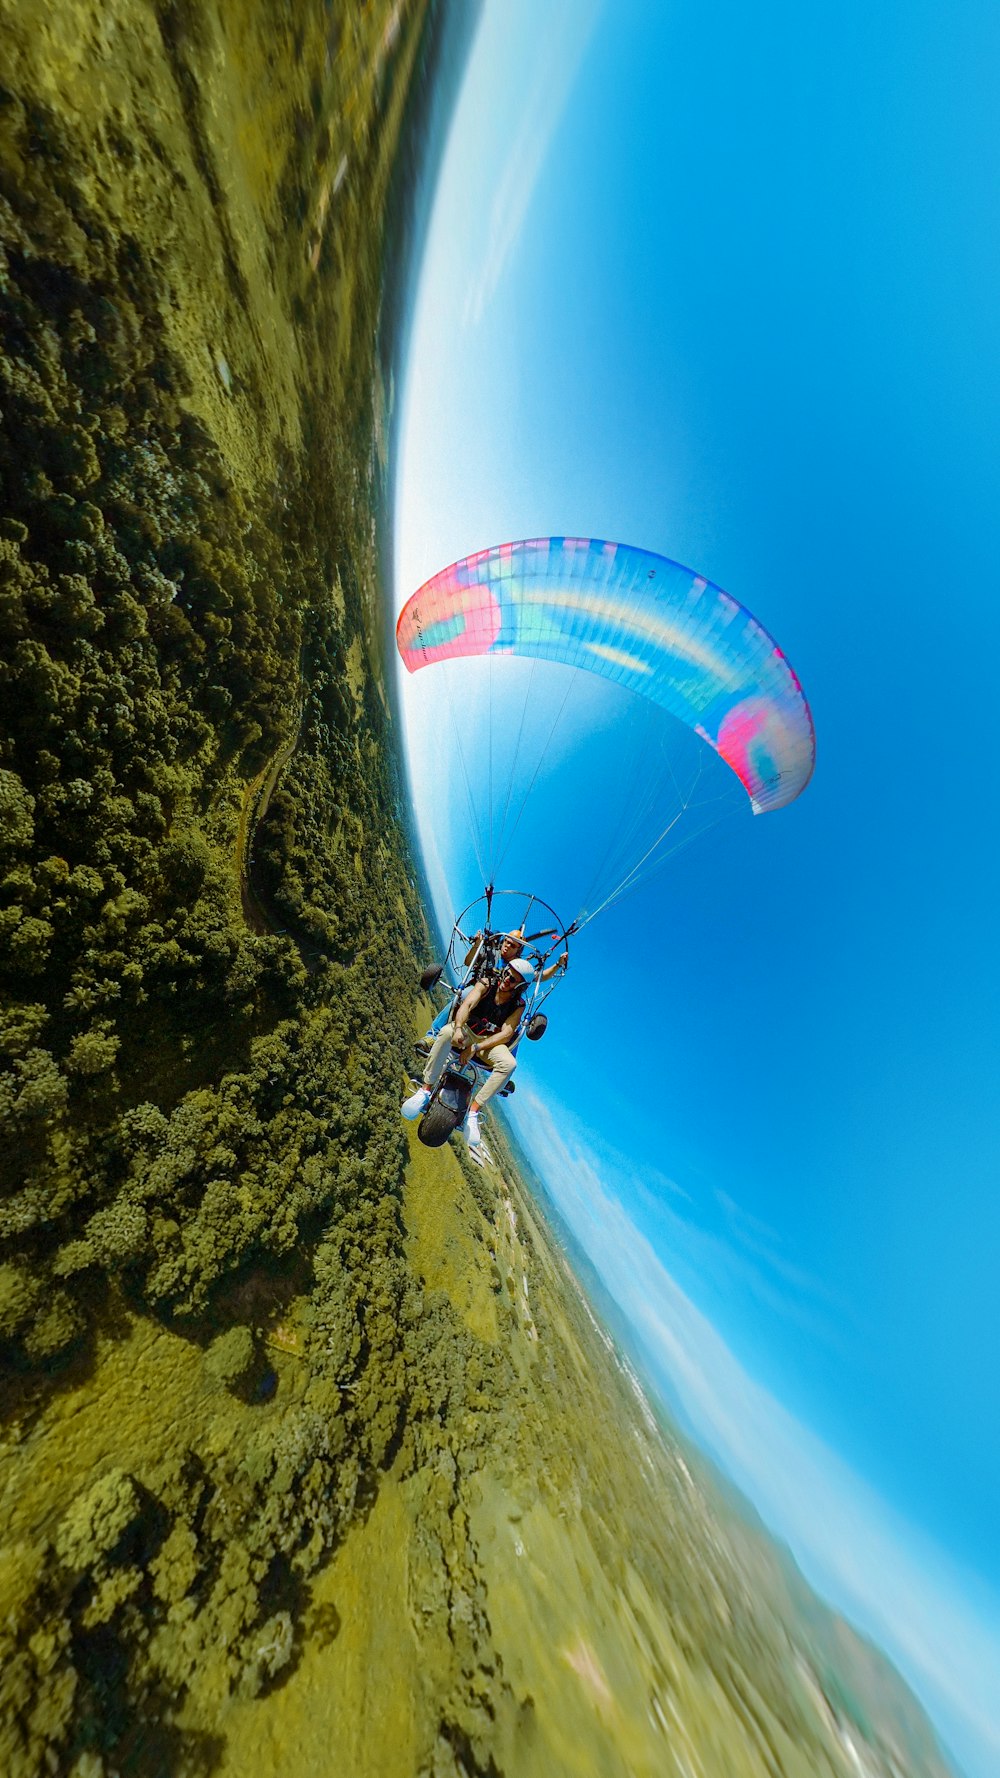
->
<box><xmin>396</xmin><ymin>538</ymin><xmax>814</xmax><ymax>812</ymax></box>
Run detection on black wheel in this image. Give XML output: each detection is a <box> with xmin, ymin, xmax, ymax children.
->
<box><xmin>526</xmin><ymin>1014</ymin><xmax>548</xmax><ymax>1041</ymax></box>
<box><xmin>500</xmin><ymin>1079</ymin><xmax>515</xmax><ymax>1097</ymax></box>
<box><xmin>419</xmin><ymin>964</ymin><xmax>443</xmax><ymax>991</ymax></box>
<box><xmin>418</xmin><ymin>1099</ymin><xmax>462</xmax><ymax>1147</ymax></box>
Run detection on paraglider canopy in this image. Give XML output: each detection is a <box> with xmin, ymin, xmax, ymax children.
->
<box><xmin>396</xmin><ymin>536</ymin><xmax>814</xmax><ymax>814</ymax></box>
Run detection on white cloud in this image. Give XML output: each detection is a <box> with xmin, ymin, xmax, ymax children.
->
<box><xmin>552</xmin><ymin>1106</ymin><xmax>846</xmax><ymax>1345</ymax></box>
<box><xmin>463</xmin><ymin>0</ymin><xmax>603</xmax><ymax>328</ymax></box>
<box><xmin>518</xmin><ymin>1085</ymin><xmax>1000</xmax><ymax>1778</ymax></box>
<box><xmin>712</xmin><ymin>1185</ymin><xmax>851</xmax><ymax>1327</ymax></box>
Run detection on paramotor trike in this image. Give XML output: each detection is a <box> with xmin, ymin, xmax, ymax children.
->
<box><xmin>414</xmin><ymin>885</ymin><xmax>572</xmax><ymax>1151</ymax></box>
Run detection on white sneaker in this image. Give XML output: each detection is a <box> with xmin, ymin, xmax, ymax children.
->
<box><xmin>401</xmin><ymin>1087</ymin><xmax>430</xmax><ymax>1121</ymax></box>
<box><xmin>464</xmin><ymin>1105</ymin><xmax>482</xmax><ymax>1149</ymax></box>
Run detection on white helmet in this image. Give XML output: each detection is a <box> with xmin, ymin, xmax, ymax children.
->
<box><xmin>506</xmin><ymin>957</ymin><xmax>535</xmax><ymax>984</ymax></box>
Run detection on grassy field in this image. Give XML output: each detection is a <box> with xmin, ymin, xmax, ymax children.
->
<box><xmin>0</xmin><ymin>4</ymin><xmax>958</xmax><ymax>1775</ymax></box>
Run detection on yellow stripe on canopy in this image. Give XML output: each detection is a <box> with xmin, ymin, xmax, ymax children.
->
<box><xmin>583</xmin><ymin>641</ymin><xmax>653</xmax><ymax>674</ymax></box>
<box><xmin>522</xmin><ymin>589</ymin><xmax>740</xmax><ymax>688</ymax></box>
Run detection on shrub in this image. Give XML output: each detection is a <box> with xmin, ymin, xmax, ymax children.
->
<box><xmin>0</xmin><ymin>768</ymin><xmax>35</xmax><ymax>855</ymax></box>
<box><xmin>0</xmin><ymin>1260</ymin><xmax>40</xmax><ymax>1339</ymax></box>
<box><xmin>205</xmin><ymin>1324</ymin><xmax>255</xmax><ymax>1388</ymax></box>
<box><xmin>66</xmin><ymin>1027</ymin><xmax>120</xmax><ymax>1076</ymax></box>
<box><xmin>54</xmin><ymin>1469</ymin><xmax>142</xmax><ymax>1574</ymax></box>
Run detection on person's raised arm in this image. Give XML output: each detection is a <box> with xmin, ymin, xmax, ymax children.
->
<box><xmin>540</xmin><ymin>951</ymin><xmax>569</xmax><ymax>983</ymax></box>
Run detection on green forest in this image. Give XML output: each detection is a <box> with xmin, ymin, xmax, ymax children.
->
<box><xmin>0</xmin><ymin>4</ymin><xmax>959</xmax><ymax>1776</ymax></box>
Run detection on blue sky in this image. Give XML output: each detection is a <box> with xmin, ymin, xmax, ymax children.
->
<box><xmin>392</xmin><ymin>4</ymin><xmax>1000</xmax><ymax>1774</ymax></box>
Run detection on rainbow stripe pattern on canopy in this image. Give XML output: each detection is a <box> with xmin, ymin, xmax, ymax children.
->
<box><xmin>397</xmin><ymin>538</ymin><xmax>815</xmax><ymax>813</ymax></box>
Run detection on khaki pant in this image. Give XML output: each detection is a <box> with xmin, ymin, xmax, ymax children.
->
<box><xmin>423</xmin><ymin>1022</ymin><xmax>516</xmax><ymax>1108</ymax></box>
